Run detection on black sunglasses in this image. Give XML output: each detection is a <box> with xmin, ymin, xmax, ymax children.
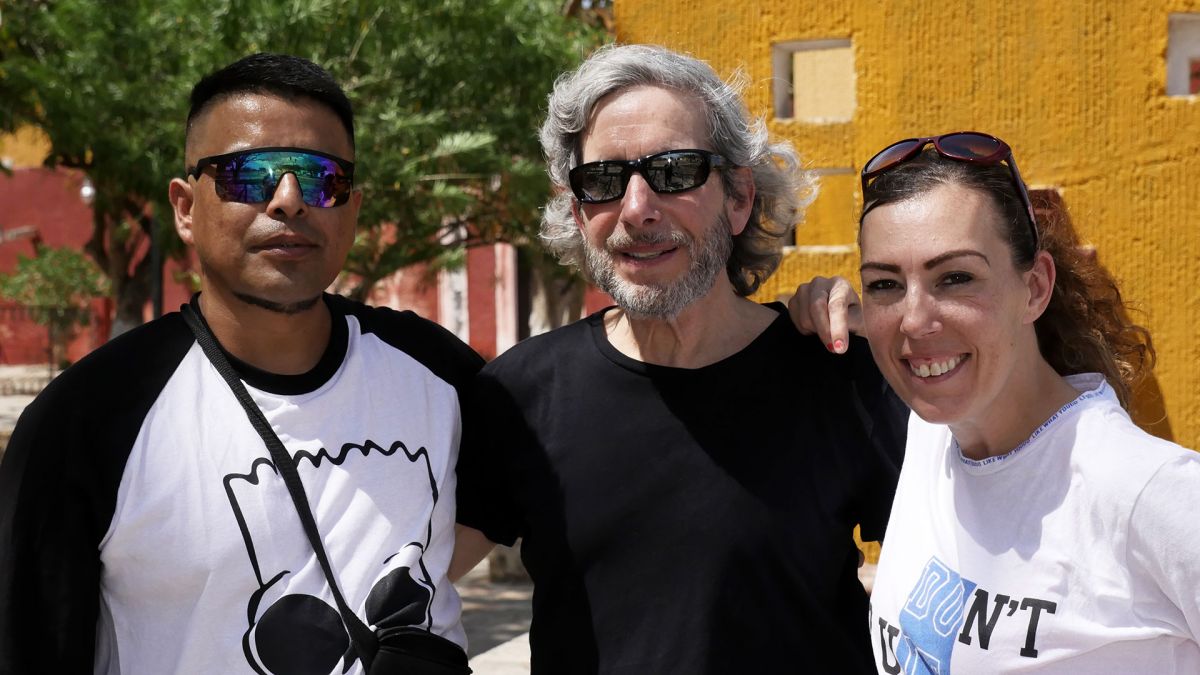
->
<box><xmin>569</xmin><ymin>149</ymin><xmax>727</xmax><ymax>204</ymax></box>
<box><xmin>188</xmin><ymin>146</ymin><xmax>355</xmax><ymax>208</ymax></box>
<box><xmin>861</xmin><ymin>132</ymin><xmax>1038</xmax><ymax>248</ymax></box>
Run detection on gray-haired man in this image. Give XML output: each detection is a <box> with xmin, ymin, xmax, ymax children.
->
<box><xmin>453</xmin><ymin>44</ymin><xmax>906</xmax><ymax>673</ymax></box>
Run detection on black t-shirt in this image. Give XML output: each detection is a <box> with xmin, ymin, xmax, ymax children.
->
<box><xmin>458</xmin><ymin>304</ymin><xmax>908</xmax><ymax>674</ymax></box>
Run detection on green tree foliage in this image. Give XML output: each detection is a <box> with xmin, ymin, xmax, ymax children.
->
<box><xmin>0</xmin><ymin>243</ymin><xmax>109</xmax><ymax>365</ymax></box>
<box><xmin>0</xmin><ymin>0</ymin><xmax>601</xmax><ymax>327</ymax></box>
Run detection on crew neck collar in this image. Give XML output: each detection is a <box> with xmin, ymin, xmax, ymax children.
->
<box><xmin>188</xmin><ymin>292</ymin><xmax>348</xmax><ymax>395</ymax></box>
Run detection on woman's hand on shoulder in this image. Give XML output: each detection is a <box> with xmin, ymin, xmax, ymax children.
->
<box><xmin>785</xmin><ymin>276</ymin><xmax>863</xmax><ymax>354</ymax></box>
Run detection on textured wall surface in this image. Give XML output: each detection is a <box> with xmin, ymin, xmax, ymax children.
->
<box><xmin>0</xmin><ymin>128</ymin><xmax>51</xmax><ymax>169</ymax></box>
<box><xmin>617</xmin><ymin>0</ymin><xmax>1200</xmax><ymax>450</ymax></box>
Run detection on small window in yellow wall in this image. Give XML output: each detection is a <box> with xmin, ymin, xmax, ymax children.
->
<box><xmin>772</xmin><ymin>39</ymin><xmax>856</xmax><ymax>122</ymax></box>
<box><xmin>1167</xmin><ymin>14</ymin><xmax>1200</xmax><ymax>96</ymax></box>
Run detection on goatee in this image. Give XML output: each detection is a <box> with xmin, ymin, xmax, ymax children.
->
<box><xmin>584</xmin><ymin>213</ymin><xmax>733</xmax><ymax>319</ymax></box>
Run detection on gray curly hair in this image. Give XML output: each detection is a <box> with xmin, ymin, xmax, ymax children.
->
<box><xmin>539</xmin><ymin>43</ymin><xmax>816</xmax><ymax>296</ymax></box>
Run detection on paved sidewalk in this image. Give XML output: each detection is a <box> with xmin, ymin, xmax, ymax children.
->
<box><xmin>455</xmin><ymin>561</ymin><xmax>532</xmax><ymax>674</ymax></box>
<box><xmin>0</xmin><ymin>392</ymin><xmax>33</xmax><ymax>431</ymax></box>
<box><xmin>469</xmin><ymin>631</ymin><xmax>531</xmax><ymax>674</ymax></box>
<box><xmin>0</xmin><ymin>365</ymin><xmax>46</xmax><ymax>457</ymax></box>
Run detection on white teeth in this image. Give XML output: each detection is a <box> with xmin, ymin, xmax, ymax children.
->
<box><xmin>626</xmin><ymin>251</ymin><xmax>663</xmax><ymax>260</ymax></box>
<box><xmin>910</xmin><ymin>355</ymin><xmax>962</xmax><ymax>378</ymax></box>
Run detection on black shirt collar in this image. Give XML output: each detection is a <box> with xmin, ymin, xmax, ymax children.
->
<box><xmin>188</xmin><ymin>292</ymin><xmax>348</xmax><ymax>395</ymax></box>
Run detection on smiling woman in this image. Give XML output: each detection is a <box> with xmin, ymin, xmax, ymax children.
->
<box><xmin>860</xmin><ymin>181</ymin><xmax>1063</xmax><ymax>450</ymax></box>
<box><xmin>857</xmin><ymin>136</ymin><xmax>1200</xmax><ymax>672</ymax></box>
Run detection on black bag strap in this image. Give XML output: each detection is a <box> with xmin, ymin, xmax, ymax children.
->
<box><xmin>182</xmin><ymin>304</ymin><xmax>379</xmax><ymax>668</ymax></box>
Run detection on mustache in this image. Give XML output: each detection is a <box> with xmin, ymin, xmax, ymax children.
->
<box><xmin>604</xmin><ymin>229</ymin><xmax>691</xmax><ymax>251</ymax></box>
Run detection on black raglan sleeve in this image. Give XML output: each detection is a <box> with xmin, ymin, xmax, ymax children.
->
<box><xmin>0</xmin><ymin>314</ymin><xmax>192</xmax><ymax>675</ymax></box>
<box><xmin>0</xmin><ymin>382</ymin><xmax>104</xmax><ymax>674</ymax></box>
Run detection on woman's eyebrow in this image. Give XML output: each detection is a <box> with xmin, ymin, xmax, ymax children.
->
<box><xmin>860</xmin><ymin>250</ymin><xmax>989</xmax><ymax>273</ymax></box>
<box><xmin>923</xmin><ymin>249</ymin><xmax>990</xmax><ymax>269</ymax></box>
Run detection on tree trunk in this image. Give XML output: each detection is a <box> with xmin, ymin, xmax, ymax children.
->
<box><xmin>88</xmin><ymin>209</ymin><xmax>155</xmax><ymax>339</ymax></box>
<box><xmin>109</xmin><ymin>275</ymin><xmax>152</xmax><ymax>338</ymax></box>
<box><xmin>525</xmin><ymin>253</ymin><xmax>584</xmax><ymax>336</ymax></box>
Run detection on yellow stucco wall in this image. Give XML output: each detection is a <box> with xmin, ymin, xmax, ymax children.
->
<box><xmin>617</xmin><ymin>0</ymin><xmax>1200</xmax><ymax>452</ymax></box>
<box><xmin>0</xmin><ymin>127</ymin><xmax>52</xmax><ymax>169</ymax></box>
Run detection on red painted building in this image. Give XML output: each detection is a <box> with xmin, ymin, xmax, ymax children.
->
<box><xmin>0</xmin><ymin>167</ymin><xmax>115</xmax><ymax>365</ymax></box>
<box><xmin>0</xmin><ymin>166</ymin><xmax>196</xmax><ymax>365</ymax></box>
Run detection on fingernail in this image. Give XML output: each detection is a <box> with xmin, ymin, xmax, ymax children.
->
<box><xmin>833</xmin><ymin>339</ymin><xmax>845</xmax><ymax>353</ymax></box>
<box><xmin>826</xmin><ymin>342</ymin><xmax>835</xmax><ymax>352</ymax></box>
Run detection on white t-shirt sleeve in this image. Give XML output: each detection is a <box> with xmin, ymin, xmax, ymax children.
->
<box><xmin>1127</xmin><ymin>453</ymin><xmax>1200</xmax><ymax>643</ymax></box>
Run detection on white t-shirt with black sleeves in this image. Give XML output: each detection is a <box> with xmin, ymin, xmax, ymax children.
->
<box><xmin>870</xmin><ymin>373</ymin><xmax>1200</xmax><ymax>673</ymax></box>
<box><xmin>0</xmin><ymin>293</ymin><xmax>483</xmax><ymax>674</ymax></box>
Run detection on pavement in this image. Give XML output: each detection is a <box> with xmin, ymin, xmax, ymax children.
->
<box><xmin>0</xmin><ymin>365</ymin><xmax>46</xmax><ymax>456</ymax></box>
<box><xmin>456</xmin><ymin>560</ymin><xmax>533</xmax><ymax>674</ymax></box>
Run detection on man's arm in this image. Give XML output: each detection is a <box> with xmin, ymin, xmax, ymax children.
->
<box><xmin>449</xmin><ymin>525</ymin><xmax>497</xmax><ymax>582</ymax></box>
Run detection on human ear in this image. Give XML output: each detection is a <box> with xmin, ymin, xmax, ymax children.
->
<box><xmin>169</xmin><ymin>177</ymin><xmax>196</xmax><ymax>245</ymax></box>
<box><xmin>1023</xmin><ymin>250</ymin><xmax>1057</xmax><ymax>323</ymax></box>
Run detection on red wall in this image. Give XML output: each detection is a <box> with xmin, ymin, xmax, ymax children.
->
<box><xmin>0</xmin><ymin>168</ymin><xmax>98</xmax><ymax>364</ymax></box>
<box><xmin>365</xmin><ymin>260</ymin><xmax>440</xmax><ymax>323</ymax></box>
<box><xmin>0</xmin><ymin>167</ymin><xmax>194</xmax><ymax>365</ymax></box>
<box><xmin>466</xmin><ymin>246</ymin><xmax>498</xmax><ymax>360</ymax></box>
<box><xmin>0</xmin><ymin>168</ymin><xmax>93</xmax><ymax>263</ymax></box>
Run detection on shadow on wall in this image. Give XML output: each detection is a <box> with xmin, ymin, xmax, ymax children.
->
<box><xmin>1132</xmin><ymin>373</ymin><xmax>1174</xmax><ymax>443</ymax></box>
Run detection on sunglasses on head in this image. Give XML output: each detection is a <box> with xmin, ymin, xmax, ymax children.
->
<box><xmin>187</xmin><ymin>146</ymin><xmax>355</xmax><ymax>208</ymax></box>
<box><xmin>861</xmin><ymin>131</ymin><xmax>1038</xmax><ymax>247</ymax></box>
<box><xmin>568</xmin><ymin>148</ymin><xmax>727</xmax><ymax>204</ymax></box>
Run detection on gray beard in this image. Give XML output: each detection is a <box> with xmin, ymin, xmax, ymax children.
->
<box><xmin>584</xmin><ymin>214</ymin><xmax>733</xmax><ymax>319</ymax></box>
<box><xmin>233</xmin><ymin>292</ymin><xmax>322</xmax><ymax>315</ymax></box>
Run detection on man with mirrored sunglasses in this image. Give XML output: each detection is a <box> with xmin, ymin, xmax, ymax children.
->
<box><xmin>0</xmin><ymin>53</ymin><xmax>479</xmax><ymax>674</ymax></box>
<box><xmin>453</xmin><ymin>44</ymin><xmax>908</xmax><ymax>674</ymax></box>
<box><xmin>188</xmin><ymin>146</ymin><xmax>356</xmax><ymax>208</ymax></box>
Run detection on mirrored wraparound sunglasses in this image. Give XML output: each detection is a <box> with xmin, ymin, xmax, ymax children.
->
<box><xmin>861</xmin><ymin>131</ymin><xmax>1038</xmax><ymax>248</ymax></box>
<box><xmin>569</xmin><ymin>148</ymin><xmax>728</xmax><ymax>204</ymax></box>
<box><xmin>187</xmin><ymin>146</ymin><xmax>355</xmax><ymax>208</ymax></box>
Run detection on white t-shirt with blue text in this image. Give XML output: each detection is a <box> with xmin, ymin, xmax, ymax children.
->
<box><xmin>870</xmin><ymin>373</ymin><xmax>1200</xmax><ymax>673</ymax></box>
